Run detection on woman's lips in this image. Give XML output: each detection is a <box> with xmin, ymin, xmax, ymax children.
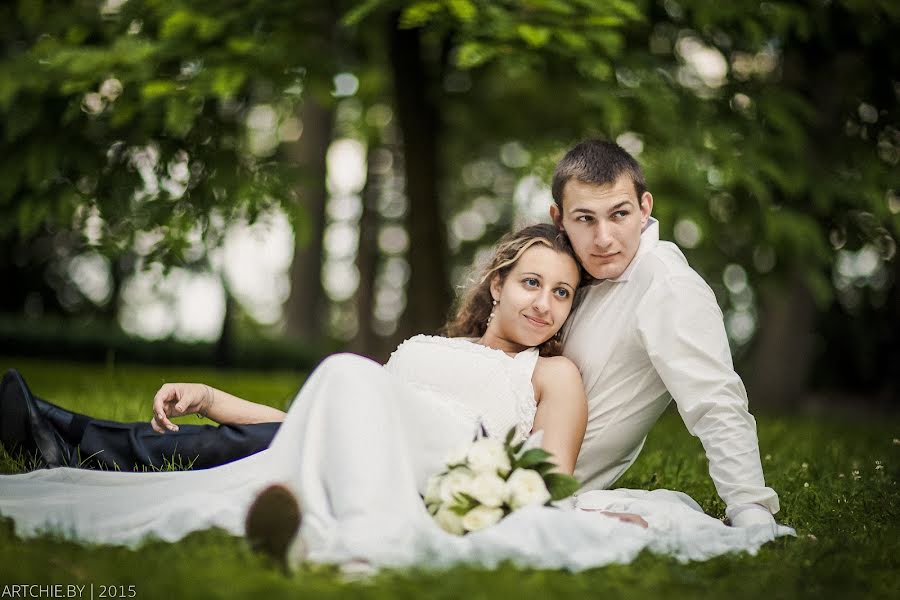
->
<box><xmin>524</xmin><ymin>315</ymin><xmax>550</xmax><ymax>327</ymax></box>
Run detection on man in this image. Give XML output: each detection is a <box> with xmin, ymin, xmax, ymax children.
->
<box><xmin>550</xmin><ymin>139</ymin><xmax>778</xmax><ymax>528</ymax></box>
<box><xmin>1</xmin><ymin>139</ymin><xmax>778</xmax><ymax>528</ymax></box>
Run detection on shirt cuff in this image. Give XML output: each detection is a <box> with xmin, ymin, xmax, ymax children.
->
<box><xmin>728</xmin><ymin>504</ymin><xmax>776</xmax><ymax>528</ymax></box>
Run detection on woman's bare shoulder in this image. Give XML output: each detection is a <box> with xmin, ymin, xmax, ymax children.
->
<box><xmin>533</xmin><ymin>355</ymin><xmax>582</xmax><ymax>385</ymax></box>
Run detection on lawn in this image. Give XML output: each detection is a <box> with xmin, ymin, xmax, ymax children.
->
<box><xmin>0</xmin><ymin>357</ymin><xmax>897</xmax><ymax>599</ymax></box>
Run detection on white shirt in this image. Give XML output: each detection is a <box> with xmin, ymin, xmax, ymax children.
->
<box><xmin>562</xmin><ymin>219</ymin><xmax>779</xmax><ymax>518</ymax></box>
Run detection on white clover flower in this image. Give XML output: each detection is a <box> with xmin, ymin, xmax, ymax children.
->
<box><xmin>505</xmin><ymin>468</ymin><xmax>551</xmax><ymax>509</ymax></box>
<box><xmin>424</xmin><ymin>473</ymin><xmax>443</xmax><ymax>506</ymax></box>
<box><xmin>467</xmin><ymin>438</ymin><xmax>511</xmax><ymax>476</ymax></box>
<box><xmin>466</xmin><ymin>472</ymin><xmax>507</xmax><ymax>508</ymax></box>
<box><xmin>439</xmin><ymin>467</ymin><xmax>475</xmax><ymax>504</ymax></box>
<box><xmin>434</xmin><ymin>506</ymin><xmax>465</xmax><ymax>535</ymax></box>
<box><xmin>461</xmin><ymin>505</ymin><xmax>504</xmax><ymax>532</ymax></box>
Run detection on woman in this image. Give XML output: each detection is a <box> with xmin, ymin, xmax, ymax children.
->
<box><xmin>0</xmin><ymin>224</ymin><xmax>792</xmax><ymax>571</ymax></box>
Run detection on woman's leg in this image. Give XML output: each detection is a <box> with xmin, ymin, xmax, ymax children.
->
<box><xmin>263</xmin><ymin>353</ymin><xmax>470</xmax><ymax>566</ymax></box>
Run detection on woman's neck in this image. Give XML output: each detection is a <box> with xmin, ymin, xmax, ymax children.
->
<box><xmin>475</xmin><ymin>333</ymin><xmax>529</xmax><ymax>356</ymax></box>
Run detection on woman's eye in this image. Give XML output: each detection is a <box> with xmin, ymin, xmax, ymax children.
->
<box><xmin>523</xmin><ymin>278</ymin><xmax>539</xmax><ymax>287</ymax></box>
<box><xmin>554</xmin><ymin>288</ymin><xmax>570</xmax><ymax>299</ymax></box>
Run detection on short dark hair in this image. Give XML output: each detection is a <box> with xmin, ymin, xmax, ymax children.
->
<box><xmin>551</xmin><ymin>139</ymin><xmax>648</xmax><ymax>208</ymax></box>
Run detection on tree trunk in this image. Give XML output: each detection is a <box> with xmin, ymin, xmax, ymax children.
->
<box><xmin>350</xmin><ymin>141</ymin><xmax>385</xmax><ymax>358</ymax></box>
<box><xmin>214</xmin><ymin>278</ymin><xmax>236</xmax><ymax>368</ymax></box>
<box><xmin>282</xmin><ymin>97</ymin><xmax>335</xmax><ymax>342</ymax></box>
<box><xmin>747</xmin><ymin>274</ymin><xmax>817</xmax><ymax>409</ymax></box>
<box><xmin>387</xmin><ymin>14</ymin><xmax>451</xmax><ymax>339</ymax></box>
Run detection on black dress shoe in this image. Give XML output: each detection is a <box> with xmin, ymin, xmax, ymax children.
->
<box><xmin>1</xmin><ymin>369</ymin><xmax>35</xmax><ymax>457</ymax></box>
<box><xmin>0</xmin><ymin>369</ymin><xmax>72</xmax><ymax>467</ymax></box>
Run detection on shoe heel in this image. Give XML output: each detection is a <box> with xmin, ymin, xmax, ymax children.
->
<box><xmin>245</xmin><ymin>483</ymin><xmax>302</xmax><ymax>572</ymax></box>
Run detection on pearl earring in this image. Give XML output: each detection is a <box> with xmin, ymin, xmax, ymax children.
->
<box><xmin>486</xmin><ymin>299</ymin><xmax>498</xmax><ymax>325</ymax></box>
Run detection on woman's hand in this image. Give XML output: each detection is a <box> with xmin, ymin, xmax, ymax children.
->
<box><xmin>151</xmin><ymin>383</ymin><xmax>213</xmax><ymax>433</ymax></box>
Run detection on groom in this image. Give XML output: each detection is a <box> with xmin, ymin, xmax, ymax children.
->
<box><xmin>549</xmin><ymin>140</ymin><xmax>777</xmax><ymax>528</ymax></box>
<box><xmin>2</xmin><ymin>140</ymin><xmax>778</xmax><ymax>528</ymax></box>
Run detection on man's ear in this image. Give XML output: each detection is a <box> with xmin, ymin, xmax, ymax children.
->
<box><xmin>639</xmin><ymin>192</ymin><xmax>653</xmax><ymax>227</ymax></box>
<box><xmin>549</xmin><ymin>203</ymin><xmax>563</xmax><ymax>229</ymax></box>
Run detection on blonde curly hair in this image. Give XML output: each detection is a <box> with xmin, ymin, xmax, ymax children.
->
<box><xmin>443</xmin><ymin>223</ymin><xmax>581</xmax><ymax>357</ymax></box>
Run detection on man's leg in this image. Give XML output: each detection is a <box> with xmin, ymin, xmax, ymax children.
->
<box><xmin>76</xmin><ymin>418</ymin><xmax>280</xmax><ymax>470</ymax></box>
<box><xmin>2</xmin><ymin>369</ymin><xmax>281</xmax><ymax>470</ymax></box>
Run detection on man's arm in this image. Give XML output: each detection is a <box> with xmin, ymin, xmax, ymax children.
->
<box><xmin>635</xmin><ymin>275</ymin><xmax>779</xmax><ymax>522</ymax></box>
<box><xmin>151</xmin><ymin>383</ymin><xmax>286</xmax><ymax>433</ymax></box>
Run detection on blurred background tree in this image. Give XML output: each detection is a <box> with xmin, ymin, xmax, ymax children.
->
<box><xmin>1</xmin><ymin>0</ymin><xmax>896</xmax><ymax>408</ymax></box>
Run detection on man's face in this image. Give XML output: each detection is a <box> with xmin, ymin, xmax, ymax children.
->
<box><xmin>550</xmin><ymin>176</ymin><xmax>653</xmax><ymax>280</ymax></box>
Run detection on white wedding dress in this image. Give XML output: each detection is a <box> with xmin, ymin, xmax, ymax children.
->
<box><xmin>0</xmin><ymin>336</ymin><xmax>793</xmax><ymax>570</ymax></box>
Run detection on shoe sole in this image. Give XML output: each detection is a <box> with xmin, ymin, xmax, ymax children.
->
<box><xmin>245</xmin><ymin>483</ymin><xmax>302</xmax><ymax>571</ymax></box>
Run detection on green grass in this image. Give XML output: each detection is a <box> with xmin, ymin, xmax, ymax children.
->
<box><xmin>0</xmin><ymin>357</ymin><xmax>897</xmax><ymax>599</ymax></box>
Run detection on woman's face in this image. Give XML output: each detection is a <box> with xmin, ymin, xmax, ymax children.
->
<box><xmin>485</xmin><ymin>244</ymin><xmax>580</xmax><ymax>352</ymax></box>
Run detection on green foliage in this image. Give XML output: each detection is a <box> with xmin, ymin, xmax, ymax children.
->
<box><xmin>2</xmin><ymin>0</ymin><xmax>897</xmax><ymax>377</ymax></box>
<box><xmin>1</xmin><ymin>360</ymin><xmax>897</xmax><ymax>598</ymax></box>
<box><xmin>0</xmin><ymin>0</ymin><xmax>336</xmax><ymax>263</ymax></box>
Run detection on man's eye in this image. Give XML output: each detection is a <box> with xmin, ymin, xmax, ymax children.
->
<box><xmin>576</xmin><ymin>215</ymin><xmax>593</xmax><ymax>223</ymax></box>
<box><xmin>612</xmin><ymin>210</ymin><xmax>629</xmax><ymax>219</ymax></box>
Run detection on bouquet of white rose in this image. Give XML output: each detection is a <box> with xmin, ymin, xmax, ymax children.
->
<box><xmin>423</xmin><ymin>426</ymin><xmax>580</xmax><ymax>535</ymax></box>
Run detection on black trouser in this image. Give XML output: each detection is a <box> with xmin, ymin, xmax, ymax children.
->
<box><xmin>75</xmin><ymin>420</ymin><xmax>281</xmax><ymax>470</ymax></box>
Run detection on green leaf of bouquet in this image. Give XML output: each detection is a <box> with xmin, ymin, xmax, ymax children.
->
<box><xmin>453</xmin><ymin>492</ymin><xmax>479</xmax><ymax>512</ymax></box>
<box><xmin>504</xmin><ymin>427</ymin><xmax>517</xmax><ymax>447</ymax></box>
<box><xmin>544</xmin><ymin>473</ymin><xmax>580</xmax><ymax>501</ymax></box>
<box><xmin>516</xmin><ymin>448</ymin><xmax>552</xmax><ymax>469</ymax></box>
<box><xmin>533</xmin><ymin>462</ymin><xmax>557</xmax><ymax>475</ymax></box>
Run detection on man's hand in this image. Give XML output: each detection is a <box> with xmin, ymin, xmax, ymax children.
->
<box><xmin>581</xmin><ymin>509</ymin><xmax>649</xmax><ymax>528</ymax></box>
<box><xmin>151</xmin><ymin>383</ymin><xmax>213</xmax><ymax>434</ymax></box>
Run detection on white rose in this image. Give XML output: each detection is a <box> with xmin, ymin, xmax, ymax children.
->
<box><xmin>424</xmin><ymin>473</ymin><xmax>443</xmax><ymax>507</ymax></box>
<box><xmin>505</xmin><ymin>468</ymin><xmax>551</xmax><ymax>510</ymax></box>
<box><xmin>434</xmin><ymin>506</ymin><xmax>465</xmax><ymax>535</ymax></box>
<box><xmin>466</xmin><ymin>472</ymin><xmax>507</xmax><ymax>508</ymax></box>
<box><xmin>439</xmin><ymin>467</ymin><xmax>475</xmax><ymax>505</ymax></box>
<box><xmin>461</xmin><ymin>505</ymin><xmax>505</xmax><ymax>532</ymax></box>
<box><xmin>443</xmin><ymin>441</ymin><xmax>470</xmax><ymax>467</ymax></box>
<box><xmin>466</xmin><ymin>438</ymin><xmax>511</xmax><ymax>476</ymax></box>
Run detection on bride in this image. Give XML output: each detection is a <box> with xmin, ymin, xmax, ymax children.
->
<box><xmin>0</xmin><ymin>224</ymin><xmax>792</xmax><ymax>571</ymax></box>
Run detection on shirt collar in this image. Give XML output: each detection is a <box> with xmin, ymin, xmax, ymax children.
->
<box><xmin>588</xmin><ymin>217</ymin><xmax>659</xmax><ymax>285</ymax></box>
